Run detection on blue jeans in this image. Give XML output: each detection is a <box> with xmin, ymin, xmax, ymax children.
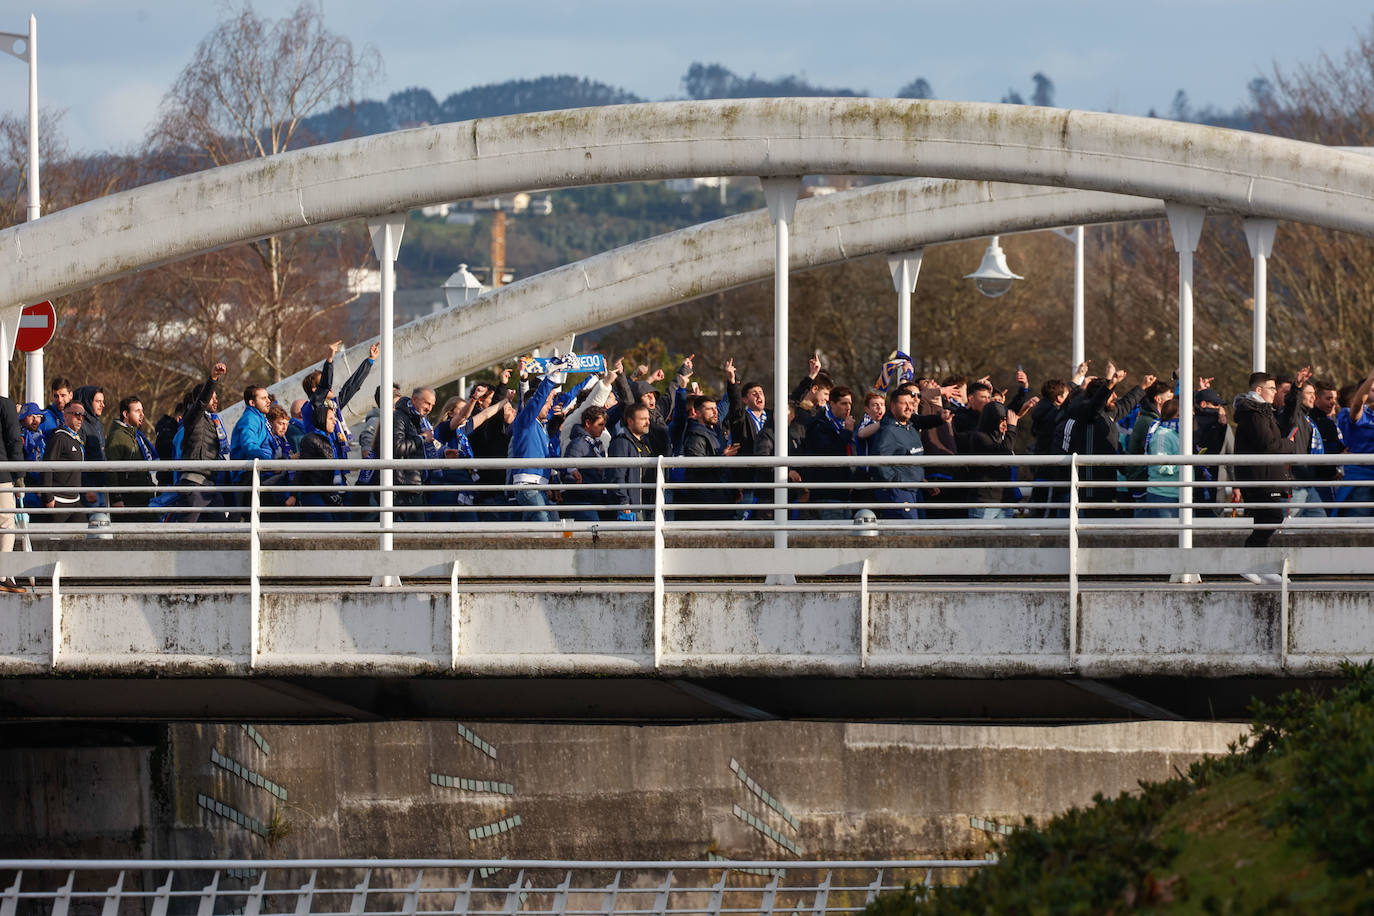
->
<box><xmin>1137</xmin><ymin>491</ymin><xmax>1178</xmax><ymax>519</ymax></box>
<box><xmin>969</xmin><ymin>506</ymin><xmax>1012</xmax><ymax>520</ymax></box>
<box><xmin>1288</xmin><ymin>486</ymin><xmax>1326</xmax><ymax>518</ymax></box>
<box><xmin>514</xmin><ymin>486</ymin><xmax>555</xmax><ymax>523</ymax></box>
<box><xmin>876</xmin><ymin>488</ymin><xmax>923</xmax><ymax>521</ymax></box>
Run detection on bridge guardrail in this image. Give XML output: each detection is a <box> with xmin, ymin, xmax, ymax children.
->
<box><xmin>0</xmin><ymin>859</ymin><xmax>991</xmax><ymax>915</ymax></box>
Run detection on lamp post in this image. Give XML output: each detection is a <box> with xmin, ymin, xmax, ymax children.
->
<box><xmin>442</xmin><ymin>264</ymin><xmax>485</xmax><ymax>397</ymax></box>
<box><xmin>0</xmin><ymin>15</ymin><xmax>38</xmax><ymax>400</ymax></box>
<box><xmin>964</xmin><ymin>236</ymin><xmax>1023</xmax><ymax>298</ymax></box>
<box><xmin>1050</xmin><ymin>226</ymin><xmax>1087</xmax><ymax>372</ymax></box>
<box><xmin>1243</xmin><ymin>219</ymin><xmax>1278</xmax><ymax>372</ymax></box>
<box><xmin>887</xmin><ymin>249</ymin><xmax>923</xmax><ymax>360</ymax></box>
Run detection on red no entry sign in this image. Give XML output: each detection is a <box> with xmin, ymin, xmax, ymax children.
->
<box><xmin>16</xmin><ymin>300</ymin><xmax>55</xmax><ymax>352</ymax></box>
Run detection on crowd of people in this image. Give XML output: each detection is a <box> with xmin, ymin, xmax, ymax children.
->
<box><xmin>0</xmin><ymin>339</ymin><xmax>1372</xmax><ymax>556</ymax></box>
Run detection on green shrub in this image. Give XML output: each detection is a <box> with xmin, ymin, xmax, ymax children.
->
<box><xmin>867</xmin><ymin>663</ymin><xmax>1374</xmax><ymax>913</ymax></box>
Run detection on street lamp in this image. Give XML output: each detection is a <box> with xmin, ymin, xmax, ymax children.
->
<box><xmin>442</xmin><ymin>263</ymin><xmax>485</xmax><ymax>309</ymax></box>
<box><xmin>964</xmin><ymin>236</ymin><xmax>1022</xmax><ymax>298</ymax></box>
<box><xmin>442</xmin><ymin>264</ymin><xmax>485</xmax><ymax>396</ymax></box>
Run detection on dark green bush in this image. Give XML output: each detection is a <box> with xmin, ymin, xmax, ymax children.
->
<box><xmin>867</xmin><ymin>663</ymin><xmax>1374</xmax><ymax>913</ymax></box>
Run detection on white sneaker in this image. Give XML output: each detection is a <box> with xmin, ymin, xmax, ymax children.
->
<box><xmin>1262</xmin><ymin>573</ymin><xmax>1285</xmax><ymax>585</ymax></box>
<box><xmin>1241</xmin><ymin>573</ymin><xmax>1265</xmax><ymax>585</ymax></box>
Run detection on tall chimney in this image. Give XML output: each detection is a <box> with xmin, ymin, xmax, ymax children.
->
<box><xmin>490</xmin><ymin>209</ymin><xmax>506</xmax><ymax>289</ymax></box>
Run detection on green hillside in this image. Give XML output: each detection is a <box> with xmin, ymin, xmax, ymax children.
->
<box><xmin>871</xmin><ymin>664</ymin><xmax>1374</xmax><ymax>913</ymax></box>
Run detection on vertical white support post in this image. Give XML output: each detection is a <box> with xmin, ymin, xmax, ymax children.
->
<box><xmin>652</xmin><ymin>456</ymin><xmax>665</xmax><ymax>669</ymax></box>
<box><xmin>886</xmin><ymin>249</ymin><xmax>923</xmax><ymax>360</ymax></box>
<box><xmin>368</xmin><ymin>215</ymin><xmax>407</xmax><ymax>574</ymax></box>
<box><xmin>1167</xmin><ymin>204</ymin><xmax>1206</xmax><ymax>573</ymax></box>
<box><xmin>449</xmin><ymin>560</ymin><xmax>461</xmax><ymax>670</ymax></box>
<box><xmin>1072</xmin><ymin>225</ymin><xmax>1085</xmax><ymax>372</ymax></box>
<box><xmin>292</xmin><ymin>871</ymin><xmax>317</xmax><ymax>916</ymax></box>
<box><xmin>1067</xmin><ymin>457</ymin><xmax>1079</xmax><ymax>665</ymax></box>
<box><xmin>600</xmin><ymin>873</ymin><xmax>621</xmax><ymax>915</ymax></box>
<box><xmin>51</xmin><ymin>872</ymin><xmax>73</xmax><ymax>916</ymax></box>
<box><xmin>761</xmin><ymin>177</ymin><xmax>801</xmax><ymax>556</ymax></box>
<box><xmin>1</xmin><ymin>871</ymin><xmax>23</xmax><ymax>916</ymax></box>
<box><xmin>1244</xmin><ymin>218</ymin><xmax>1278</xmax><ymax>373</ymax></box>
<box><xmin>102</xmin><ymin>872</ymin><xmax>126</xmax><ymax>916</ymax></box>
<box><xmin>150</xmin><ymin>871</ymin><xmax>173</xmax><ymax>916</ymax></box>
<box><xmin>859</xmin><ymin>557</ymin><xmax>870</xmax><ymax>670</ymax></box>
<box><xmin>1280</xmin><ymin>553</ymin><xmax>1291</xmax><ymax>668</ymax></box>
<box><xmin>249</xmin><ymin>460</ymin><xmax>261</xmax><ymax>670</ymax></box>
<box><xmin>24</xmin><ymin>15</ymin><xmax>42</xmax><ymax>408</ymax></box>
<box><xmin>49</xmin><ymin>559</ymin><xmax>60</xmax><ymax>670</ymax></box>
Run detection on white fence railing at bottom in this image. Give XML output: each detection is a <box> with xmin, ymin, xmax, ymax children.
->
<box><xmin>0</xmin><ymin>860</ymin><xmax>991</xmax><ymax>916</ymax></box>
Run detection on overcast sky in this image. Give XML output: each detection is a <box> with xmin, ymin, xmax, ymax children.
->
<box><xmin>4</xmin><ymin>0</ymin><xmax>1371</xmax><ymax>154</ymax></box>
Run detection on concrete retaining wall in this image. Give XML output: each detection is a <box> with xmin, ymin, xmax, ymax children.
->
<box><xmin>0</xmin><ymin>720</ymin><xmax>1245</xmax><ymax>861</ymax></box>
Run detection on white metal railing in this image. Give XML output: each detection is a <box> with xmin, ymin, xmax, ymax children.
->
<box><xmin>0</xmin><ymin>860</ymin><xmax>990</xmax><ymax>915</ymax></box>
<box><xmin>0</xmin><ymin>453</ymin><xmax>1370</xmax><ymax>590</ymax></box>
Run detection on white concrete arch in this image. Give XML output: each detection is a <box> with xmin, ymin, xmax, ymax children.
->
<box><xmin>228</xmin><ymin>178</ymin><xmax>1163</xmax><ymax>426</ymax></box>
<box><xmin>4</xmin><ymin>98</ymin><xmax>1374</xmax><ymax>314</ymax></box>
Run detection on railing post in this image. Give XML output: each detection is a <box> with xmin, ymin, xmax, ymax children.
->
<box><xmin>245</xmin><ymin>871</ymin><xmax>268</xmax><ymax>916</ymax></box>
<box><xmin>1</xmin><ymin>871</ymin><xmax>21</xmax><ymax>916</ymax></box>
<box><xmin>600</xmin><ymin>872</ymin><xmax>621</xmax><ymax>915</ymax></box>
<box><xmin>49</xmin><ymin>559</ymin><xmax>60</xmax><ymax>671</ymax></box>
<box><xmin>250</xmin><ymin>459</ymin><xmax>261</xmax><ymax>671</ymax></box>
<box><xmin>150</xmin><ymin>871</ymin><xmax>173</xmax><ymax>916</ymax></box>
<box><xmin>102</xmin><ymin>871</ymin><xmax>126</xmax><ymax>916</ymax></box>
<box><xmin>653</xmin><ymin>456</ymin><xmax>666</xmax><ymax>670</ymax></box>
<box><xmin>1280</xmin><ymin>554</ymin><xmax>1291</xmax><ymax>669</ymax></box>
<box><xmin>762</xmin><ymin>177</ymin><xmax>801</xmax><ymax>555</ymax></box>
<box><xmin>368</xmin><ymin>213</ymin><xmax>407</xmax><ymax>578</ymax></box>
<box><xmin>1167</xmin><ymin>204</ymin><xmax>1205</xmax><ymax>573</ymax></box>
<box><xmin>293</xmin><ymin>870</ymin><xmax>318</xmax><ymax>916</ymax></box>
<box><xmin>450</xmin><ymin>560</ymin><xmax>462</xmax><ymax>671</ymax></box>
<box><xmin>51</xmin><ymin>872</ymin><xmax>73</xmax><ymax>916</ymax></box>
<box><xmin>859</xmin><ymin>557</ymin><xmax>870</xmax><ymax>670</ymax></box>
<box><xmin>1067</xmin><ymin>457</ymin><xmax>1079</xmax><ymax>666</ymax></box>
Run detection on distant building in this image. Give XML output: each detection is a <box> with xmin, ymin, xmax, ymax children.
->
<box><xmin>664</xmin><ymin>177</ymin><xmax>725</xmax><ymax>193</ymax></box>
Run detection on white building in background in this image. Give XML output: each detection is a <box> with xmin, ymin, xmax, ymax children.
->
<box><xmin>664</xmin><ymin>177</ymin><xmax>725</xmax><ymax>193</ymax></box>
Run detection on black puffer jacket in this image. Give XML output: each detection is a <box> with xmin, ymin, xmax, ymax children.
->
<box><xmin>1233</xmin><ymin>394</ymin><xmax>1296</xmax><ymax>486</ymax></box>
<box><xmin>179</xmin><ymin>375</ymin><xmax>222</xmax><ymax>483</ymax></box>
<box><xmin>392</xmin><ymin>397</ymin><xmax>428</xmax><ymax>487</ymax></box>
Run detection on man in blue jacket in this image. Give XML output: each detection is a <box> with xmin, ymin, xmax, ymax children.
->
<box><xmin>231</xmin><ymin>385</ymin><xmax>275</xmax><ymax>513</ymax></box>
<box><xmin>231</xmin><ymin>386</ymin><xmax>274</xmax><ymax>464</ymax></box>
<box><xmin>507</xmin><ymin>368</ymin><xmax>563</xmax><ymax>523</ymax></box>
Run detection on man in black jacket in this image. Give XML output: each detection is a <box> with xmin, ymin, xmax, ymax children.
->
<box><xmin>42</xmin><ymin>402</ymin><xmax>88</xmax><ymax>527</ymax></box>
<box><xmin>1064</xmin><ymin>368</ymin><xmax>1150</xmax><ymax>517</ymax></box>
<box><xmin>1234</xmin><ymin>371</ymin><xmax>1299</xmax><ymax>553</ymax></box>
<box><xmin>608</xmin><ymin>403</ymin><xmax>655</xmax><ymax>520</ymax></box>
<box><xmin>393</xmin><ymin>387</ymin><xmax>436</xmax><ymax>517</ymax></box>
<box><xmin>178</xmin><ymin>362</ymin><xmax>227</xmax><ymax>522</ymax></box>
<box><xmin>679</xmin><ymin>395</ymin><xmax>738</xmax><ymax>520</ymax></box>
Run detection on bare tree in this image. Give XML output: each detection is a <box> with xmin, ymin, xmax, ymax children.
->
<box><xmin>146</xmin><ymin>1</ymin><xmax>381</xmax><ymax>380</ymax></box>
